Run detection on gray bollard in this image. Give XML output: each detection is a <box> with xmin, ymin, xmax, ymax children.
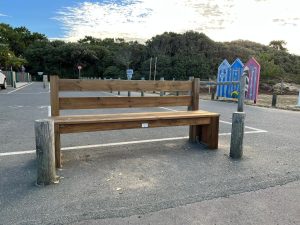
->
<box><xmin>230</xmin><ymin>112</ymin><xmax>246</xmax><ymax>159</ymax></box>
<box><xmin>211</xmin><ymin>89</ymin><xmax>215</xmax><ymax>100</ymax></box>
<box><xmin>238</xmin><ymin>75</ymin><xmax>246</xmax><ymax>112</ymax></box>
<box><xmin>35</xmin><ymin>119</ymin><xmax>58</xmax><ymax>185</ymax></box>
<box><xmin>118</xmin><ymin>78</ymin><xmax>121</xmax><ymax>95</ymax></box>
<box><xmin>160</xmin><ymin>77</ymin><xmax>164</xmax><ymax>96</ymax></box>
<box><xmin>141</xmin><ymin>77</ymin><xmax>145</xmax><ymax>97</ymax></box>
<box><xmin>272</xmin><ymin>94</ymin><xmax>277</xmax><ymax>107</ymax></box>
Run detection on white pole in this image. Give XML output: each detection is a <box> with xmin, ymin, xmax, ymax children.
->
<box><xmin>154</xmin><ymin>57</ymin><xmax>157</xmax><ymax>81</ymax></box>
<box><xmin>297</xmin><ymin>90</ymin><xmax>300</xmax><ymax>107</ymax></box>
<box><xmin>149</xmin><ymin>57</ymin><xmax>152</xmax><ymax>80</ymax></box>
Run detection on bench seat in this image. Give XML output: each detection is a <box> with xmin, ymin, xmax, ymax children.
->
<box><xmin>53</xmin><ymin>110</ymin><xmax>219</xmax><ymax>150</ymax></box>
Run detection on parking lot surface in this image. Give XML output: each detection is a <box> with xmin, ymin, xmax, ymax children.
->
<box><xmin>0</xmin><ymin>83</ymin><xmax>299</xmax><ymax>225</ymax></box>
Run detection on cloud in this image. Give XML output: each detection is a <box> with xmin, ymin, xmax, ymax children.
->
<box><xmin>273</xmin><ymin>18</ymin><xmax>300</xmax><ymax>27</ymax></box>
<box><xmin>55</xmin><ymin>0</ymin><xmax>234</xmax><ymax>41</ymax></box>
<box><xmin>54</xmin><ymin>0</ymin><xmax>300</xmax><ymax>55</ymax></box>
<box><xmin>0</xmin><ymin>13</ymin><xmax>8</xmax><ymax>17</ymax></box>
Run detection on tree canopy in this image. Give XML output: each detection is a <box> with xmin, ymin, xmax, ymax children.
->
<box><xmin>0</xmin><ymin>23</ymin><xmax>299</xmax><ymax>83</ymax></box>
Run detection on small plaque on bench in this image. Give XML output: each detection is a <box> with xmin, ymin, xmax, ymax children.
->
<box><xmin>142</xmin><ymin>123</ymin><xmax>149</xmax><ymax>128</ymax></box>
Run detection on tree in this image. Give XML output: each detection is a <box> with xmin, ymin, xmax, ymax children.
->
<box><xmin>258</xmin><ymin>52</ymin><xmax>283</xmax><ymax>80</ymax></box>
<box><xmin>269</xmin><ymin>40</ymin><xmax>287</xmax><ymax>52</ymax></box>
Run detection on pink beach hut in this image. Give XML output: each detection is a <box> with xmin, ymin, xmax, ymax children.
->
<box><xmin>245</xmin><ymin>57</ymin><xmax>261</xmax><ymax>103</ymax></box>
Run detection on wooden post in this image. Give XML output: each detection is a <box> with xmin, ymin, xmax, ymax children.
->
<box><xmin>35</xmin><ymin>119</ymin><xmax>58</xmax><ymax>185</ymax></box>
<box><xmin>230</xmin><ymin>112</ymin><xmax>245</xmax><ymax>159</ymax></box>
<box><xmin>110</xmin><ymin>78</ymin><xmax>113</xmax><ymax>93</ymax></box>
<box><xmin>238</xmin><ymin>75</ymin><xmax>246</xmax><ymax>112</ymax></box>
<box><xmin>160</xmin><ymin>77</ymin><xmax>164</xmax><ymax>96</ymax></box>
<box><xmin>211</xmin><ymin>88</ymin><xmax>215</xmax><ymax>100</ymax></box>
<box><xmin>187</xmin><ymin>76</ymin><xmax>194</xmax><ymax>111</ymax></box>
<box><xmin>272</xmin><ymin>94</ymin><xmax>277</xmax><ymax>107</ymax></box>
<box><xmin>141</xmin><ymin>77</ymin><xmax>145</xmax><ymax>97</ymax></box>
<box><xmin>50</xmin><ymin>75</ymin><xmax>61</xmax><ymax>168</ymax></box>
<box><xmin>189</xmin><ymin>78</ymin><xmax>200</xmax><ymax>143</ymax></box>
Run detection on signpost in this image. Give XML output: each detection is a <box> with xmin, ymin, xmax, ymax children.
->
<box><xmin>126</xmin><ymin>69</ymin><xmax>133</xmax><ymax>80</ymax></box>
<box><xmin>126</xmin><ymin>69</ymin><xmax>133</xmax><ymax>96</ymax></box>
<box><xmin>78</xmin><ymin>65</ymin><xmax>82</xmax><ymax>79</ymax></box>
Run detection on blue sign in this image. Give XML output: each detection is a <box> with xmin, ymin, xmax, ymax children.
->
<box><xmin>126</xmin><ymin>69</ymin><xmax>133</xmax><ymax>80</ymax></box>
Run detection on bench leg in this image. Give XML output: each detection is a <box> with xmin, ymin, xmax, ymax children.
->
<box><xmin>189</xmin><ymin>125</ymin><xmax>198</xmax><ymax>143</ymax></box>
<box><xmin>54</xmin><ymin>124</ymin><xmax>61</xmax><ymax>168</ymax></box>
<box><xmin>198</xmin><ymin>116</ymin><xmax>219</xmax><ymax>149</ymax></box>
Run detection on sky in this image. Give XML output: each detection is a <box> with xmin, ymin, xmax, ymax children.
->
<box><xmin>0</xmin><ymin>0</ymin><xmax>300</xmax><ymax>55</ymax></box>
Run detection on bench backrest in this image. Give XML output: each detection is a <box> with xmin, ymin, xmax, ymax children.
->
<box><xmin>50</xmin><ymin>75</ymin><xmax>199</xmax><ymax>116</ymax></box>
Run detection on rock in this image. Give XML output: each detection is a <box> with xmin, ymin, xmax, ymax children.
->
<box><xmin>273</xmin><ymin>82</ymin><xmax>300</xmax><ymax>94</ymax></box>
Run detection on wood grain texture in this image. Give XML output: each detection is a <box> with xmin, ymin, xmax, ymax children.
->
<box><xmin>58</xmin><ymin>79</ymin><xmax>192</xmax><ymax>92</ymax></box>
<box><xmin>35</xmin><ymin>119</ymin><xmax>58</xmax><ymax>185</ymax></box>
<box><xmin>198</xmin><ymin>116</ymin><xmax>219</xmax><ymax>149</ymax></box>
<box><xmin>50</xmin><ymin>75</ymin><xmax>59</xmax><ymax>116</ymax></box>
<box><xmin>59</xmin><ymin>96</ymin><xmax>192</xmax><ymax>109</ymax></box>
<box><xmin>54</xmin><ymin>124</ymin><xmax>61</xmax><ymax>168</ymax></box>
<box><xmin>53</xmin><ymin>111</ymin><xmax>219</xmax><ymax>125</ymax></box>
<box><xmin>189</xmin><ymin>78</ymin><xmax>200</xmax><ymax>142</ymax></box>
<box><xmin>59</xmin><ymin>117</ymin><xmax>211</xmax><ymax>134</ymax></box>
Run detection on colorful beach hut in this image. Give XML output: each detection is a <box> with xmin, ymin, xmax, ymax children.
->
<box><xmin>245</xmin><ymin>57</ymin><xmax>261</xmax><ymax>103</ymax></box>
<box><xmin>229</xmin><ymin>58</ymin><xmax>244</xmax><ymax>97</ymax></box>
<box><xmin>216</xmin><ymin>59</ymin><xmax>231</xmax><ymax>98</ymax></box>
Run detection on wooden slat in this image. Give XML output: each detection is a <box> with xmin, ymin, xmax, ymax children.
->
<box><xmin>191</xmin><ymin>78</ymin><xmax>200</xmax><ymax>110</ymax></box>
<box><xmin>53</xmin><ymin>111</ymin><xmax>219</xmax><ymax>125</ymax></box>
<box><xmin>58</xmin><ymin>79</ymin><xmax>192</xmax><ymax>92</ymax></box>
<box><xmin>59</xmin><ymin>117</ymin><xmax>211</xmax><ymax>134</ymax></box>
<box><xmin>59</xmin><ymin>96</ymin><xmax>192</xmax><ymax>110</ymax></box>
<box><xmin>189</xmin><ymin>78</ymin><xmax>200</xmax><ymax>142</ymax></box>
<box><xmin>50</xmin><ymin>75</ymin><xmax>59</xmax><ymax>116</ymax></box>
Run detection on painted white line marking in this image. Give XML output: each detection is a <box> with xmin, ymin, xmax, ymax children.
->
<box><xmin>161</xmin><ymin>107</ymin><xmax>268</xmax><ymax>133</ymax></box>
<box><xmin>0</xmin><ymin>150</ymin><xmax>36</xmax><ymax>156</ymax></box>
<box><xmin>0</xmin><ymin>130</ymin><xmax>267</xmax><ymax>157</ymax></box>
<box><xmin>7</xmin><ymin>82</ymin><xmax>33</xmax><ymax>94</ymax></box>
<box><xmin>220</xmin><ymin>120</ymin><xmax>267</xmax><ymax>132</ymax></box>
<box><xmin>10</xmin><ymin>92</ymin><xmax>50</xmax><ymax>94</ymax></box>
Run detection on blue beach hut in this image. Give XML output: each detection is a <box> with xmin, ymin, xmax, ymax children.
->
<box><xmin>229</xmin><ymin>58</ymin><xmax>244</xmax><ymax>97</ymax></box>
<box><xmin>216</xmin><ymin>59</ymin><xmax>231</xmax><ymax>98</ymax></box>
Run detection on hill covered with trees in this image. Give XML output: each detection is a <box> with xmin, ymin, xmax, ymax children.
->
<box><xmin>0</xmin><ymin>23</ymin><xmax>299</xmax><ymax>83</ymax></box>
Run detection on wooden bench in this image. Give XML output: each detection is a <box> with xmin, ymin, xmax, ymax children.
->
<box><xmin>50</xmin><ymin>76</ymin><xmax>220</xmax><ymax>168</ymax></box>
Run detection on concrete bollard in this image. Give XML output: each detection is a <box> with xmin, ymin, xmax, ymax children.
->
<box><xmin>230</xmin><ymin>112</ymin><xmax>246</xmax><ymax>159</ymax></box>
<box><xmin>35</xmin><ymin>119</ymin><xmax>58</xmax><ymax>185</ymax></box>
<box><xmin>43</xmin><ymin>75</ymin><xmax>47</xmax><ymax>89</ymax></box>
<box><xmin>160</xmin><ymin>77</ymin><xmax>165</xmax><ymax>96</ymax></box>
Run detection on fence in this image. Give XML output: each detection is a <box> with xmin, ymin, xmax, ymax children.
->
<box><xmin>2</xmin><ymin>71</ymin><xmax>31</xmax><ymax>86</ymax></box>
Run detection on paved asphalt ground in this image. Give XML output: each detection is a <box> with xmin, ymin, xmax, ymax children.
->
<box><xmin>0</xmin><ymin>82</ymin><xmax>299</xmax><ymax>225</ymax></box>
